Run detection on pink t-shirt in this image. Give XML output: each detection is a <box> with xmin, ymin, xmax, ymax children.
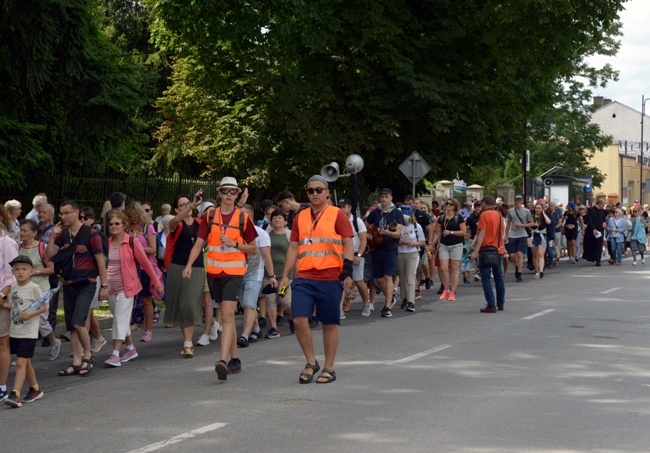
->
<box><xmin>107</xmin><ymin>246</ymin><xmax>124</xmax><ymax>295</ymax></box>
<box><xmin>132</xmin><ymin>223</ymin><xmax>157</xmax><ymax>267</ymax></box>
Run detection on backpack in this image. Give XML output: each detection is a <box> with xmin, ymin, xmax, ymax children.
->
<box><xmin>163</xmin><ymin>217</ymin><xmax>201</xmax><ymax>270</ymax></box>
<box><xmin>38</xmin><ymin>242</ymin><xmax>60</xmax><ymax>289</ymax></box>
<box><xmin>50</xmin><ymin>225</ymin><xmax>93</xmax><ymax>279</ymax></box>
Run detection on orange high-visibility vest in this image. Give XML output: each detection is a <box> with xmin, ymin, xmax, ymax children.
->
<box><xmin>296</xmin><ymin>205</ymin><xmax>344</xmax><ymax>272</ymax></box>
<box><xmin>205</xmin><ymin>207</ymin><xmax>249</xmax><ymax>276</ymax></box>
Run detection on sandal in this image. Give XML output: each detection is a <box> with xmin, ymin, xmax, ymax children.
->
<box><xmin>79</xmin><ymin>357</ymin><xmax>94</xmax><ymax>377</ymax></box>
<box><xmin>316</xmin><ymin>368</ymin><xmax>336</xmax><ymax>384</ymax></box>
<box><xmin>58</xmin><ymin>364</ymin><xmax>81</xmax><ymax>376</ymax></box>
<box><xmin>299</xmin><ymin>360</ymin><xmax>320</xmax><ymax>384</ymax></box>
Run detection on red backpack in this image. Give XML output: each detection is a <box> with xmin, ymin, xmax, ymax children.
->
<box><xmin>163</xmin><ymin>217</ymin><xmax>201</xmax><ymax>270</ymax></box>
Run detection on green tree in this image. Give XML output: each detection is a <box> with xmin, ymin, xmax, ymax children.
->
<box><xmin>149</xmin><ymin>0</ymin><xmax>626</xmax><ymax>194</ymax></box>
<box><xmin>0</xmin><ymin>0</ymin><xmax>151</xmax><ymax>189</ymax></box>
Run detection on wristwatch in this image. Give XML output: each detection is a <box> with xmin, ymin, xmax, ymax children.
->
<box><xmin>101</xmin><ymin>284</ymin><xmax>108</xmax><ymax>289</ymax></box>
<box><xmin>270</xmin><ymin>275</ymin><xmax>277</xmax><ymax>279</ymax></box>
<box><xmin>354</xmin><ymin>252</ymin><xmax>360</xmax><ymax>257</ymax></box>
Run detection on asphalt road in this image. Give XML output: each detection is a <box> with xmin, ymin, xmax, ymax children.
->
<box><xmin>2</xmin><ymin>255</ymin><xmax>650</xmax><ymax>453</ymax></box>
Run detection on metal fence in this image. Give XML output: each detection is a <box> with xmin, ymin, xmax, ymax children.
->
<box><xmin>2</xmin><ymin>170</ymin><xmax>262</xmax><ymax>220</ymax></box>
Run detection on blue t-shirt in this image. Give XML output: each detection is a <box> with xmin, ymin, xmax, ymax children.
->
<box><xmin>367</xmin><ymin>207</ymin><xmax>405</xmax><ymax>250</ymax></box>
<box><xmin>547</xmin><ymin>210</ymin><xmax>561</xmax><ymax>236</ymax></box>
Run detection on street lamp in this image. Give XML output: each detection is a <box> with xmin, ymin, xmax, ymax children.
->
<box><xmin>641</xmin><ymin>95</ymin><xmax>650</xmax><ymax>204</ymax></box>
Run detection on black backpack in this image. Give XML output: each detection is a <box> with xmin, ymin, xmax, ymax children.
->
<box><xmin>50</xmin><ymin>225</ymin><xmax>93</xmax><ymax>279</ymax></box>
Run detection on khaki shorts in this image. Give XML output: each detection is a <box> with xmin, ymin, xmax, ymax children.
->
<box><xmin>0</xmin><ymin>308</ymin><xmax>9</xmax><ymax>337</ymax></box>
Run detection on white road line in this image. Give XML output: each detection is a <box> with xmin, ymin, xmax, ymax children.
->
<box><xmin>126</xmin><ymin>422</ymin><xmax>228</xmax><ymax>453</ymax></box>
<box><xmin>600</xmin><ymin>287</ymin><xmax>621</xmax><ymax>294</ymax></box>
<box><xmin>522</xmin><ymin>309</ymin><xmax>555</xmax><ymax>320</ymax></box>
<box><xmin>387</xmin><ymin>345</ymin><xmax>451</xmax><ymax>365</ymax></box>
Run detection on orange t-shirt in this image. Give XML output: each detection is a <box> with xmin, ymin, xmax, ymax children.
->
<box><xmin>477</xmin><ymin>209</ymin><xmax>506</xmax><ymax>255</ymax></box>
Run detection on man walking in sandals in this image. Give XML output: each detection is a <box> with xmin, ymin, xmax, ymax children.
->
<box><xmin>279</xmin><ymin>175</ymin><xmax>354</xmax><ymax>384</ymax></box>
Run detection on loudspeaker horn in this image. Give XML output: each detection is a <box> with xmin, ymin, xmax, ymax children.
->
<box><xmin>543</xmin><ymin>177</ymin><xmax>553</xmax><ymax>187</ymax></box>
<box><xmin>345</xmin><ymin>154</ymin><xmax>364</xmax><ymax>174</ymax></box>
<box><xmin>321</xmin><ymin>162</ymin><xmax>340</xmax><ymax>182</ymax></box>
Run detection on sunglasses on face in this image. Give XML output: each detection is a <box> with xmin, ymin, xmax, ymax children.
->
<box><xmin>306</xmin><ymin>187</ymin><xmax>326</xmax><ymax>195</ymax></box>
<box><xmin>220</xmin><ymin>188</ymin><xmax>238</xmax><ymax>196</ymax></box>
<box><xmin>445</xmin><ymin>202</ymin><xmax>454</xmax><ymax>206</ymax></box>
<box><xmin>144</xmin><ymin>208</ymin><xmax>151</xmax><ymax>213</ymax></box>
<box><xmin>80</xmin><ymin>215</ymin><xmax>93</xmax><ymax>221</ymax></box>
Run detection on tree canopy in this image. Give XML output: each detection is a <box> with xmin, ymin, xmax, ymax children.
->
<box><xmin>149</xmin><ymin>0</ymin><xmax>626</xmax><ymax>195</ymax></box>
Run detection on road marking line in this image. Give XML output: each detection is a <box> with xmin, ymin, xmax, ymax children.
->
<box><xmin>126</xmin><ymin>422</ymin><xmax>228</xmax><ymax>453</ymax></box>
<box><xmin>600</xmin><ymin>287</ymin><xmax>620</xmax><ymax>294</ymax></box>
<box><xmin>522</xmin><ymin>309</ymin><xmax>555</xmax><ymax>320</ymax></box>
<box><xmin>387</xmin><ymin>345</ymin><xmax>451</xmax><ymax>365</ymax></box>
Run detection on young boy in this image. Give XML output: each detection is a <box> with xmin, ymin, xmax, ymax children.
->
<box><xmin>461</xmin><ymin>234</ymin><xmax>474</xmax><ymax>286</ymax></box>
<box><xmin>3</xmin><ymin>255</ymin><xmax>46</xmax><ymax>408</ymax></box>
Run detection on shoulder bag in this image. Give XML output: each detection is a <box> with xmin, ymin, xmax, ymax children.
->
<box><xmin>479</xmin><ymin>212</ymin><xmax>502</xmax><ymax>268</ymax></box>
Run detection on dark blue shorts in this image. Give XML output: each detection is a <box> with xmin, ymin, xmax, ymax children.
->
<box><xmin>507</xmin><ymin>237</ymin><xmax>529</xmax><ymax>254</ymax></box>
<box><xmin>10</xmin><ymin>337</ymin><xmax>36</xmax><ymax>359</ymax></box>
<box><xmin>371</xmin><ymin>248</ymin><xmax>398</xmax><ymax>278</ymax></box>
<box><xmin>291</xmin><ymin>278</ymin><xmax>343</xmax><ymax>326</ymax></box>
<box><xmin>63</xmin><ymin>281</ymin><xmax>96</xmax><ymax>331</ymax></box>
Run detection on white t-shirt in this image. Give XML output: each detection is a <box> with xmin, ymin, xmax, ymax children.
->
<box><xmin>245</xmin><ymin>226</ymin><xmax>271</xmax><ymax>281</ymax></box>
<box><xmin>347</xmin><ymin>214</ymin><xmax>367</xmax><ymax>252</ymax></box>
<box><xmin>398</xmin><ymin>223</ymin><xmax>425</xmax><ymax>253</ymax></box>
<box><xmin>9</xmin><ymin>281</ymin><xmax>43</xmax><ymax>339</ymax></box>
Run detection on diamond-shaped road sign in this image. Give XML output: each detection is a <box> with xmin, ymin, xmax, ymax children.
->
<box><xmin>399</xmin><ymin>151</ymin><xmax>431</xmax><ymax>185</ymax></box>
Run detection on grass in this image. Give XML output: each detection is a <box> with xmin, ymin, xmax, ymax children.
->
<box><xmin>54</xmin><ymin>299</ymin><xmax>164</xmax><ymax>325</ymax></box>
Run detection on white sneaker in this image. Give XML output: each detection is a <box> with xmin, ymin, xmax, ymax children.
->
<box><xmin>369</xmin><ymin>302</ymin><xmax>375</xmax><ymax>311</ymax></box>
<box><xmin>196</xmin><ymin>334</ymin><xmax>210</xmax><ymax>346</ymax></box>
<box><xmin>534</xmin><ymin>273</ymin><xmax>540</xmax><ymax>279</ymax></box>
<box><xmin>90</xmin><ymin>337</ymin><xmax>107</xmax><ymax>353</ymax></box>
<box><xmin>48</xmin><ymin>338</ymin><xmax>62</xmax><ymax>361</ymax></box>
<box><xmin>643</xmin><ymin>258</ymin><xmax>646</xmax><ymax>264</ymax></box>
<box><xmin>633</xmin><ymin>261</ymin><xmax>637</xmax><ymax>266</ymax></box>
<box><xmin>209</xmin><ymin>322</ymin><xmax>221</xmax><ymax>341</ymax></box>
<box><xmin>361</xmin><ymin>304</ymin><xmax>371</xmax><ymax>317</ymax></box>
<box><xmin>339</xmin><ymin>309</ymin><xmax>346</xmax><ymax>320</ymax></box>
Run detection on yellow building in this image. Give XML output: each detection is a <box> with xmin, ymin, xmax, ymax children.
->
<box><xmin>590</xmin><ymin>99</ymin><xmax>650</xmax><ymax>205</ymax></box>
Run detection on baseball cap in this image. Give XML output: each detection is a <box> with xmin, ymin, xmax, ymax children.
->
<box><xmin>474</xmin><ymin>201</ymin><xmax>481</xmax><ymax>207</ymax></box>
<box><xmin>401</xmin><ymin>205</ymin><xmax>413</xmax><ymax>216</ymax></box>
<box><xmin>515</xmin><ymin>194</ymin><xmax>523</xmax><ymax>200</ymax></box>
<box><xmin>10</xmin><ymin>255</ymin><xmax>33</xmax><ymax>267</ymax></box>
<box><xmin>337</xmin><ymin>198</ymin><xmax>352</xmax><ymax>206</ymax></box>
<box><xmin>380</xmin><ymin>188</ymin><xmax>392</xmax><ymax>195</ymax></box>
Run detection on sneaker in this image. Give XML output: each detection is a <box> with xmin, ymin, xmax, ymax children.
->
<box><xmin>463</xmin><ymin>278</ymin><xmax>470</xmax><ymax>286</ymax></box>
<box><xmin>227</xmin><ymin>360</ymin><xmax>242</xmax><ymax>375</ymax></box>
<box><xmin>197</xmin><ymin>334</ymin><xmax>210</xmax><ymax>346</ymax></box>
<box><xmin>390</xmin><ymin>296</ymin><xmax>397</xmax><ymax>308</ymax></box>
<box><xmin>474</xmin><ymin>274</ymin><xmax>480</xmax><ymax>281</ymax></box>
<box><xmin>497</xmin><ymin>305</ymin><xmax>504</xmax><ymax>311</ymax></box>
<box><xmin>209</xmin><ymin>321</ymin><xmax>221</xmax><ymax>341</ymax></box>
<box><xmin>339</xmin><ymin>309</ymin><xmax>346</xmax><ymax>319</ymax></box>
<box><xmin>48</xmin><ymin>338</ymin><xmax>62</xmax><ymax>361</ymax></box>
<box><xmin>515</xmin><ymin>271</ymin><xmax>523</xmax><ymax>283</ymax></box>
<box><xmin>425</xmin><ymin>278</ymin><xmax>432</xmax><ymax>290</ymax></box>
<box><xmin>480</xmin><ymin>306</ymin><xmax>497</xmax><ymax>313</ymax></box>
<box><xmin>405</xmin><ymin>302</ymin><xmax>415</xmax><ymax>312</ymax></box>
<box><xmin>393</xmin><ymin>287</ymin><xmax>399</xmax><ymax>296</ymax></box>
<box><xmin>633</xmin><ymin>261</ymin><xmax>637</xmax><ymax>266</ymax></box>
<box><xmin>381</xmin><ymin>306</ymin><xmax>392</xmax><ymax>318</ymax></box>
<box><xmin>361</xmin><ymin>304</ymin><xmax>372</xmax><ymax>317</ymax></box>
<box><xmin>400</xmin><ymin>299</ymin><xmax>408</xmax><ymax>310</ymax></box>
<box><xmin>237</xmin><ymin>335</ymin><xmax>249</xmax><ymax>348</ymax></box>
<box><xmin>141</xmin><ymin>331</ymin><xmax>153</xmax><ymax>342</ymax></box>
<box><xmin>436</xmin><ymin>285</ymin><xmax>444</xmax><ymax>295</ymax></box>
<box><xmin>276</xmin><ymin>315</ymin><xmax>285</xmax><ymax>327</ymax></box>
<box><xmin>258</xmin><ymin>316</ymin><xmax>267</xmax><ymax>328</ymax></box>
<box><xmin>369</xmin><ymin>302</ymin><xmax>375</xmax><ymax>311</ymax></box>
<box><xmin>90</xmin><ymin>337</ymin><xmax>107</xmax><ymax>353</ymax></box>
<box><xmin>414</xmin><ymin>290</ymin><xmax>422</xmax><ymax>300</ymax></box>
<box><xmin>534</xmin><ymin>272</ymin><xmax>540</xmax><ymax>279</ymax></box>
<box><xmin>60</xmin><ymin>332</ymin><xmax>70</xmax><ymax>342</ymax></box>
<box><xmin>105</xmin><ymin>353</ymin><xmax>122</xmax><ymax>367</ymax></box>
<box><xmin>419</xmin><ymin>279</ymin><xmax>426</xmax><ymax>287</ymax></box>
<box><xmin>120</xmin><ymin>348</ymin><xmax>139</xmax><ymax>362</ymax></box>
<box><xmin>439</xmin><ymin>290</ymin><xmax>450</xmax><ymax>301</ymax></box>
<box><xmin>4</xmin><ymin>391</ymin><xmax>21</xmax><ymax>408</ymax></box>
<box><xmin>265</xmin><ymin>328</ymin><xmax>280</xmax><ymax>339</ymax></box>
<box><xmin>249</xmin><ymin>330</ymin><xmax>261</xmax><ymax>342</ymax></box>
<box><xmin>448</xmin><ymin>292</ymin><xmax>456</xmax><ymax>302</ymax></box>
<box><xmin>23</xmin><ymin>387</ymin><xmax>44</xmax><ymax>403</ymax></box>
<box><xmin>0</xmin><ymin>389</ymin><xmax>8</xmax><ymax>402</ymax></box>
<box><xmin>643</xmin><ymin>258</ymin><xmax>646</xmax><ymax>264</ymax></box>
<box><xmin>215</xmin><ymin>360</ymin><xmax>228</xmax><ymax>381</ymax></box>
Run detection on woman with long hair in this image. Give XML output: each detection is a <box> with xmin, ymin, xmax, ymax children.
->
<box><xmin>104</xmin><ymin>210</ymin><xmax>163</xmax><ymax>367</ymax></box>
<box><xmin>17</xmin><ymin>219</ymin><xmax>61</xmax><ymax>361</ymax></box>
<box><xmin>630</xmin><ymin>206</ymin><xmax>647</xmax><ymax>265</ymax></box>
<box><xmin>0</xmin><ymin>205</ymin><xmax>18</xmax><ymax>401</ymax></box>
<box><xmin>432</xmin><ymin>198</ymin><xmax>466</xmax><ymax>302</ymax></box>
<box><xmin>124</xmin><ymin>201</ymin><xmax>161</xmax><ymax>342</ymax></box>
<box><xmin>562</xmin><ymin>202</ymin><xmax>579</xmax><ymax>263</ymax></box>
<box><xmin>531</xmin><ymin>203</ymin><xmax>551</xmax><ymax>278</ymax></box>
<box><xmin>4</xmin><ymin>200</ymin><xmax>22</xmax><ymax>242</ymax></box>
<box><xmin>165</xmin><ymin>192</ymin><xmax>205</xmax><ymax>357</ymax></box>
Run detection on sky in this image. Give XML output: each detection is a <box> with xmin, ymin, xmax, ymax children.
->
<box><xmin>588</xmin><ymin>0</ymin><xmax>650</xmax><ymax>110</ymax></box>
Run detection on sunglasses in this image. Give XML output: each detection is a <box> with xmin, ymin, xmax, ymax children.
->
<box><xmin>144</xmin><ymin>208</ymin><xmax>151</xmax><ymax>213</ymax></box>
<box><xmin>306</xmin><ymin>187</ymin><xmax>326</xmax><ymax>195</ymax></box>
<box><xmin>108</xmin><ymin>222</ymin><xmax>122</xmax><ymax>226</ymax></box>
<box><xmin>220</xmin><ymin>188</ymin><xmax>238</xmax><ymax>196</ymax></box>
<box><xmin>445</xmin><ymin>202</ymin><xmax>454</xmax><ymax>206</ymax></box>
<box><xmin>80</xmin><ymin>215</ymin><xmax>92</xmax><ymax>221</ymax></box>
